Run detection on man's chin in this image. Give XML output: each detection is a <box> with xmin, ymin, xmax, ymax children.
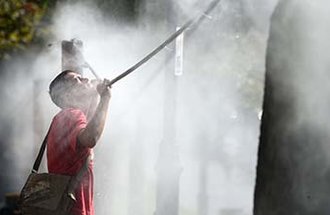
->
<box><xmin>79</xmin><ymin>87</ymin><xmax>98</xmax><ymax>97</ymax></box>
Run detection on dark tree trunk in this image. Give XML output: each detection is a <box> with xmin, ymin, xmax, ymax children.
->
<box><xmin>254</xmin><ymin>0</ymin><xmax>330</xmax><ymax>214</ymax></box>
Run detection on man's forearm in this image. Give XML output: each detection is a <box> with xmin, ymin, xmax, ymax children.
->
<box><xmin>78</xmin><ymin>95</ymin><xmax>110</xmax><ymax>148</ymax></box>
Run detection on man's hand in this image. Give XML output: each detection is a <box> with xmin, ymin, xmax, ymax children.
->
<box><xmin>96</xmin><ymin>79</ymin><xmax>111</xmax><ymax>99</ymax></box>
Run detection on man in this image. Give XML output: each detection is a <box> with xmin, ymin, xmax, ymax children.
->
<box><xmin>47</xmin><ymin>70</ymin><xmax>111</xmax><ymax>215</ymax></box>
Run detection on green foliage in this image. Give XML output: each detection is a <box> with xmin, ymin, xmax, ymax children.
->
<box><xmin>0</xmin><ymin>0</ymin><xmax>49</xmax><ymax>60</ymax></box>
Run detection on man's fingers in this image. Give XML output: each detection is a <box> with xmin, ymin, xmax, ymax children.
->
<box><xmin>103</xmin><ymin>79</ymin><xmax>111</xmax><ymax>88</ymax></box>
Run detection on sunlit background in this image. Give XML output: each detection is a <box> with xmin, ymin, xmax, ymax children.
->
<box><xmin>0</xmin><ymin>0</ymin><xmax>278</xmax><ymax>214</ymax></box>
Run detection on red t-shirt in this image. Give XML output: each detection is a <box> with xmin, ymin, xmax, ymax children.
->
<box><xmin>47</xmin><ymin>108</ymin><xmax>94</xmax><ymax>215</ymax></box>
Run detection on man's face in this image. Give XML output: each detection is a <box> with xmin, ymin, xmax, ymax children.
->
<box><xmin>64</xmin><ymin>72</ymin><xmax>96</xmax><ymax>105</ymax></box>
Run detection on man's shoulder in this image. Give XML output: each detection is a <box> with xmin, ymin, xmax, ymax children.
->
<box><xmin>54</xmin><ymin>108</ymin><xmax>86</xmax><ymax>122</ymax></box>
<box><xmin>57</xmin><ymin>108</ymin><xmax>84</xmax><ymax>115</ymax></box>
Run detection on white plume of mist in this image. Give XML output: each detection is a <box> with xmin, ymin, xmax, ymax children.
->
<box><xmin>0</xmin><ymin>0</ymin><xmax>278</xmax><ymax>214</ymax></box>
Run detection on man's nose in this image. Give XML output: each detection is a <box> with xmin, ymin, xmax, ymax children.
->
<box><xmin>81</xmin><ymin>77</ymin><xmax>89</xmax><ymax>83</ymax></box>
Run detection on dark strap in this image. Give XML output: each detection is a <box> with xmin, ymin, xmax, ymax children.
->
<box><xmin>31</xmin><ymin>123</ymin><xmax>90</xmax><ymax>177</ymax></box>
<box><xmin>31</xmin><ymin>123</ymin><xmax>75</xmax><ymax>173</ymax></box>
<box><xmin>31</xmin><ymin>120</ymin><xmax>92</xmax><ymax>201</ymax></box>
<box><xmin>32</xmin><ymin>127</ymin><xmax>51</xmax><ymax>173</ymax></box>
<box><xmin>67</xmin><ymin>154</ymin><xmax>92</xmax><ymax>200</ymax></box>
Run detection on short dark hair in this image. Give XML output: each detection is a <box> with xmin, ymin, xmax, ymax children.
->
<box><xmin>49</xmin><ymin>70</ymin><xmax>73</xmax><ymax>108</ymax></box>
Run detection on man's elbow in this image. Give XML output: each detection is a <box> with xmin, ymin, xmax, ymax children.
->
<box><xmin>78</xmin><ymin>132</ymin><xmax>98</xmax><ymax>148</ymax></box>
<box><xmin>87</xmin><ymin>138</ymin><xmax>97</xmax><ymax>148</ymax></box>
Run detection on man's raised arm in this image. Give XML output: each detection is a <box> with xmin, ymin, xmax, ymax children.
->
<box><xmin>78</xmin><ymin>79</ymin><xmax>111</xmax><ymax>148</ymax></box>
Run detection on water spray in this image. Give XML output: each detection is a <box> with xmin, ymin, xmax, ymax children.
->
<box><xmin>106</xmin><ymin>0</ymin><xmax>221</xmax><ymax>86</ymax></box>
<box><xmin>82</xmin><ymin>0</ymin><xmax>221</xmax><ymax>86</ymax></box>
<box><xmin>83</xmin><ymin>61</ymin><xmax>101</xmax><ymax>80</ymax></box>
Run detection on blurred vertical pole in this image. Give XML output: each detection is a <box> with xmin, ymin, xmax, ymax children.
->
<box><xmin>128</xmin><ymin>112</ymin><xmax>146</xmax><ymax>215</ymax></box>
<box><xmin>61</xmin><ymin>39</ymin><xmax>84</xmax><ymax>75</ymax></box>
<box><xmin>155</xmin><ymin>1</ymin><xmax>182</xmax><ymax>214</ymax></box>
<box><xmin>155</xmin><ymin>48</ymin><xmax>181</xmax><ymax>215</ymax></box>
<box><xmin>198</xmin><ymin>135</ymin><xmax>209</xmax><ymax>215</ymax></box>
<box><xmin>127</xmin><ymin>10</ymin><xmax>147</xmax><ymax>210</ymax></box>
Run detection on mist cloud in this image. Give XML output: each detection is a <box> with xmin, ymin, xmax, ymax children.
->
<box><xmin>0</xmin><ymin>0</ymin><xmax>278</xmax><ymax>214</ymax></box>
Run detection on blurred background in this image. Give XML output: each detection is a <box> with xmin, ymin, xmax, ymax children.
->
<box><xmin>0</xmin><ymin>0</ymin><xmax>278</xmax><ymax>214</ymax></box>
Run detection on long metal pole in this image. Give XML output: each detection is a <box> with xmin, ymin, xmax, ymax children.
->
<box><xmin>107</xmin><ymin>0</ymin><xmax>221</xmax><ymax>86</ymax></box>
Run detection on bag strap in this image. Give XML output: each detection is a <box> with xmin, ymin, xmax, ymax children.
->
<box><xmin>67</xmin><ymin>154</ymin><xmax>92</xmax><ymax>200</ymax></box>
<box><xmin>31</xmin><ymin>123</ymin><xmax>75</xmax><ymax>173</ymax></box>
<box><xmin>31</xmin><ymin>123</ymin><xmax>90</xmax><ymax>175</ymax></box>
<box><xmin>30</xmin><ymin>121</ymin><xmax>92</xmax><ymax>201</ymax></box>
<box><xmin>31</xmin><ymin>126</ymin><xmax>51</xmax><ymax>173</ymax></box>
